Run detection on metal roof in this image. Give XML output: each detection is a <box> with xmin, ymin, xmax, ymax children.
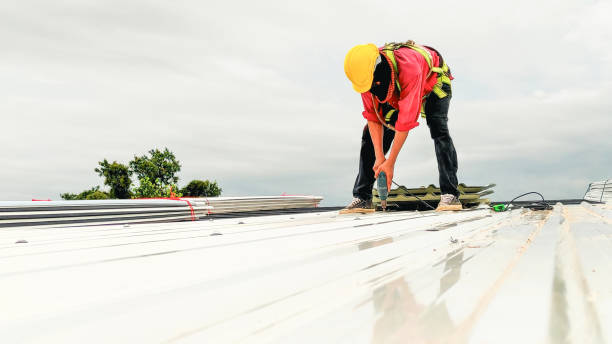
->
<box><xmin>0</xmin><ymin>202</ymin><xmax>610</xmax><ymax>343</ymax></box>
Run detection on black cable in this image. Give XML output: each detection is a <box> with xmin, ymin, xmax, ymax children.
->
<box><xmin>499</xmin><ymin>191</ymin><xmax>553</xmax><ymax>211</ymax></box>
<box><xmin>391</xmin><ymin>180</ymin><xmax>436</xmax><ymax>210</ymax></box>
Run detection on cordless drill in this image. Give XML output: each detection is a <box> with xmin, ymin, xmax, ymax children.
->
<box><xmin>377</xmin><ymin>172</ymin><xmax>389</xmax><ymax>211</ymax></box>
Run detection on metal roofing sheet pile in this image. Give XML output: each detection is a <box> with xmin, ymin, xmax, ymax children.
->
<box><xmin>373</xmin><ymin>183</ymin><xmax>495</xmax><ymax>210</ymax></box>
<box><xmin>1</xmin><ymin>202</ymin><xmax>610</xmax><ymax>343</ymax></box>
<box><xmin>584</xmin><ymin>180</ymin><xmax>611</xmax><ymax>203</ymax></box>
<box><xmin>0</xmin><ymin>199</ymin><xmax>211</xmax><ymax>228</ymax></box>
<box><xmin>0</xmin><ymin>196</ymin><xmax>323</xmax><ymax>228</ymax></box>
<box><xmin>188</xmin><ymin>195</ymin><xmax>323</xmax><ymax>214</ymax></box>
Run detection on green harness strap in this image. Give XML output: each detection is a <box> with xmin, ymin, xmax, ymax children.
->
<box><xmin>382</xmin><ymin>41</ymin><xmax>452</xmax><ymax>118</ymax></box>
<box><xmin>385</xmin><ymin>109</ymin><xmax>396</xmax><ymax>122</ymax></box>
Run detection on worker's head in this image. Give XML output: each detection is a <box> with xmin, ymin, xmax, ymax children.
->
<box><xmin>344</xmin><ymin>43</ymin><xmax>393</xmax><ymax>102</ymax></box>
<box><xmin>370</xmin><ymin>54</ymin><xmax>393</xmax><ymax>102</ymax></box>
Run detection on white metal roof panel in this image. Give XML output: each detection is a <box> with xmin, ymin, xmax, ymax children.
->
<box><xmin>0</xmin><ymin>202</ymin><xmax>610</xmax><ymax>343</ymax></box>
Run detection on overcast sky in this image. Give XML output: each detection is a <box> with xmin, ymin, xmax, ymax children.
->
<box><xmin>1</xmin><ymin>0</ymin><xmax>611</xmax><ymax>205</ymax></box>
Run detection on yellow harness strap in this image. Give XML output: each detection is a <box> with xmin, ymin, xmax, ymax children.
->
<box><xmin>382</xmin><ymin>41</ymin><xmax>452</xmax><ymax>118</ymax></box>
<box><xmin>385</xmin><ymin>109</ymin><xmax>396</xmax><ymax>122</ymax></box>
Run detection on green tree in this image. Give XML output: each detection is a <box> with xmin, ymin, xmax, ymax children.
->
<box><xmin>95</xmin><ymin>159</ymin><xmax>132</xmax><ymax>199</ymax></box>
<box><xmin>129</xmin><ymin>148</ymin><xmax>181</xmax><ymax>186</ymax></box>
<box><xmin>131</xmin><ymin>176</ymin><xmax>182</xmax><ymax>198</ymax></box>
<box><xmin>86</xmin><ymin>190</ymin><xmax>111</xmax><ymax>200</ymax></box>
<box><xmin>129</xmin><ymin>148</ymin><xmax>182</xmax><ymax>198</ymax></box>
<box><xmin>61</xmin><ymin>186</ymin><xmax>110</xmax><ymax>200</ymax></box>
<box><xmin>181</xmin><ymin>180</ymin><xmax>222</xmax><ymax>197</ymax></box>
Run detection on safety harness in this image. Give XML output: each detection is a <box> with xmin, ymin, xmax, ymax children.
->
<box><xmin>382</xmin><ymin>40</ymin><xmax>452</xmax><ymax>100</ymax></box>
<box><xmin>372</xmin><ymin>41</ymin><xmax>453</xmax><ymax>131</ymax></box>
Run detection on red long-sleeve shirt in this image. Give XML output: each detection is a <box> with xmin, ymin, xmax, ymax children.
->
<box><xmin>361</xmin><ymin>46</ymin><xmax>440</xmax><ymax>132</ymax></box>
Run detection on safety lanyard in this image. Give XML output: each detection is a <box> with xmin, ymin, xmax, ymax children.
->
<box><xmin>371</xmin><ymin>94</ymin><xmax>396</xmax><ymax>132</ymax></box>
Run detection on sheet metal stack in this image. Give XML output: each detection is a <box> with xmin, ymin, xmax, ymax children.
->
<box><xmin>584</xmin><ymin>179</ymin><xmax>611</xmax><ymax>203</ymax></box>
<box><xmin>373</xmin><ymin>183</ymin><xmax>495</xmax><ymax>210</ymax></box>
<box><xmin>0</xmin><ymin>199</ymin><xmax>211</xmax><ymax>228</ymax></box>
<box><xmin>0</xmin><ymin>195</ymin><xmax>324</xmax><ymax>228</ymax></box>
<box><xmin>186</xmin><ymin>195</ymin><xmax>324</xmax><ymax>215</ymax></box>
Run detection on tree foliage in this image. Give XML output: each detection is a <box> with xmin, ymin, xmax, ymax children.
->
<box><xmin>131</xmin><ymin>176</ymin><xmax>182</xmax><ymax>198</ymax></box>
<box><xmin>95</xmin><ymin>159</ymin><xmax>132</xmax><ymax>199</ymax></box>
<box><xmin>181</xmin><ymin>180</ymin><xmax>222</xmax><ymax>197</ymax></box>
<box><xmin>129</xmin><ymin>148</ymin><xmax>181</xmax><ymax>186</ymax></box>
<box><xmin>60</xmin><ymin>148</ymin><xmax>222</xmax><ymax>200</ymax></box>
<box><xmin>128</xmin><ymin>148</ymin><xmax>182</xmax><ymax>198</ymax></box>
<box><xmin>61</xmin><ymin>186</ymin><xmax>110</xmax><ymax>200</ymax></box>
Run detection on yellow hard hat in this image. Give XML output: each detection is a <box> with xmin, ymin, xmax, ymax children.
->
<box><xmin>344</xmin><ymin>43</ymin><xmax>380</xmax><ymax>93</ymax></box>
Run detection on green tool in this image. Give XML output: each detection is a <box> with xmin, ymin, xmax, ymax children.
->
<box><xmin>377</xmin><ymin>172</ymin><xmax>389</xmax><ymax>211</ymax></box>
<box><xmin>492</xmin><ymin>204</ymin><xmax>507</xmax><ymax>212</ymax></box>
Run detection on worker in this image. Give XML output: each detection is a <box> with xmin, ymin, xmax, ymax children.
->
<box><xmin>341</xmin><ymin>40</ymin><xmax>461</xmax><ymax>213</ymax></box>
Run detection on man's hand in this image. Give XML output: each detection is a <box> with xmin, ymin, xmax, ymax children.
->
<box><xmin>373</xmin><ymin>157</ymin><xmax>386</xmax><ymax>175</ymax></box>
<box><xmin>375</xmin><ymin>159</ymin><xmax>394</xmax><ymax>190</ymax></box>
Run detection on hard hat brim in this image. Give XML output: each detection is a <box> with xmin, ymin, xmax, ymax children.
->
<box><xmin>352</xmin><ymin>79</ymin><xmax>373</xmax><ymax>93</ymax></box>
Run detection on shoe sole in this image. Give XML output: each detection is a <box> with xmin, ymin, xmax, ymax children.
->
<box><xmin>435</xmin><ymin>204</ymin><xmax>463</xmax><ymax>212</ymax></box>
<box><xmin>339</xmin><ymin>208</ymin><xmax>376</xmax><ymax>214</ymax></box>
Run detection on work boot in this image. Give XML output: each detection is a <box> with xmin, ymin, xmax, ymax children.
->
<box><xmin>436</xmin><ymin>194</ymin><xmax>462</xmax><ymax>211</ymax></box>
<box><xmin>339</xmin><ymin>198</ymin><xmax>375</xmax><ymax>214</ymax></box>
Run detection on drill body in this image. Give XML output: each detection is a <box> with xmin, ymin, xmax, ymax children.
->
<box><xmin>377</xmin><ymin>172</ymin><xmax>389</xmax><ymax>211</ymax></box>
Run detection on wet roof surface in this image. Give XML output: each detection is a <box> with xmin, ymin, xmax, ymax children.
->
<box><xmin>0</xmin><ymin>202</ymin><xmax>610</xmax><ymax>343</ymax></box>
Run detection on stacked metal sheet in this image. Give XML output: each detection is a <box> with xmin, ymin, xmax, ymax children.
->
<box><xmin>186</xmin><ymin>195</ymin><xmax>323</xmax><ymax>214</ymax></box>
<box><xmin>584</xmin><ymin>179</ymin><xmax>611</xmax><ymax>203</ymax></box>
<box><xmin>0</xmin><ymin>195</ymin><xmax>324</xmax><ymax>228</ymax></box>
<box><xmin>373</xmin><ymin>183</ymin><xmax>495</xmax><ymax>210</ymax></box>
<box><xmin>0</xmin><ymin>199</ymin><xmax>211</xmax><ymax>228</ymax></box>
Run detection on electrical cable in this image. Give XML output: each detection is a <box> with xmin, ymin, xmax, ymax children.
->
<box><xmin>391</xmin><ymin>180</ymin><xmax>437</xmax><ymax>210</ymax></box>
<box><xmin>496</xmin><ymin>191</ymin><xmax>553</xmax><ymax>212</ymax></box>
<box><xmin>388</xmin><ymin>179</ymin><xmax>553</xmax><ymax>213</ymax></box>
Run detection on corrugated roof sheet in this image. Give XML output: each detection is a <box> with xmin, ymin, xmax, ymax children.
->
<box><xmin>585</xmin><ymin>180</ymin><xmax>612</xmax><ymax>203</ymax></box>
<box><xmin>1</xmin><ymin>202</ymin><xmax>610</xmax><ymax>343</ymax></box>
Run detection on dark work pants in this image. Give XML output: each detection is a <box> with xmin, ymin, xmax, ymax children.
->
<box><xmin>352</xmin><ymin>83</ymin><xmax>459</xmax><ymax>199</ymax></box>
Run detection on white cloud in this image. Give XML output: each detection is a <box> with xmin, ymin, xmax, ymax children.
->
<box><xmin>0</xmin><ymin>0</ymin><xmax>610</xmax><ymax>205</ymax></box>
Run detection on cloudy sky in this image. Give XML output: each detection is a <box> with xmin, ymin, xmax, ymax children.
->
<box><xmin>2</xmin><ymin>0</ymin><xmax>610</xmax><ymax>205</ymax></box>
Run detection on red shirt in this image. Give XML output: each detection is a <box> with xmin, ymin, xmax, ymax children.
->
<box><xmin>361</xmin><ymin>46</ymin><xmax>440</xmax><ymax>132</ymax></box>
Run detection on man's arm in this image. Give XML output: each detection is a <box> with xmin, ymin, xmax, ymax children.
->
<box><xmin>368</xmin><ymin>120</ymin><xmax>393</xmax><ymax>176</ymax></box>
